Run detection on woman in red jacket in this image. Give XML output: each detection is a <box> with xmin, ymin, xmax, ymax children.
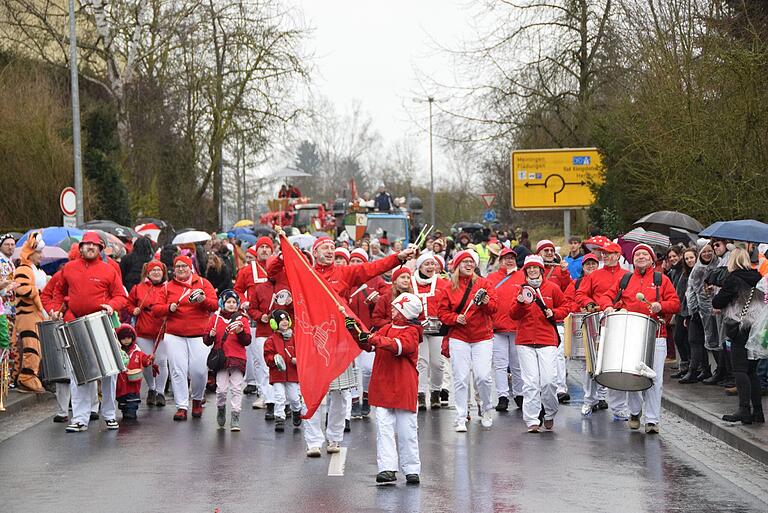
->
<box><xmin>127</xmin><ymin>260</ymin><xmax>169</xmax><ymax>407</ymax></box>
<box><xmin>153</xmin><ymin>255</ymin><xmax>218</xmax><ymax>421</ymax></box>
<box><xmin>203</xmin><ymin>290</ymin><xmax>250</xmax><ymax>431</ymax></box>
<box><xmin>510</xmin><ymin>255</ymin><xmax>570</xmax><ymax>432</ymax></box>
<box><xmin>437</xmin><ymin>249</ymin><xmax>498</xmax><ymax>432</ymax></box>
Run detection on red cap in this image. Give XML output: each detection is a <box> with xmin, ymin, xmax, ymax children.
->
<box><xmin>145</xmin><ymin>260</ymin><xmax>165</xmax><ymax>273</ymax></box>
<box><xmin>582</xmin><ymin>253</ymin><xmax>599</xmax><ymax>265</ymax></box>
<box><xmin>536</xmin><ymin>240</ymin><xmax>555</xmax><ymax>253</ymax></box>
<box><xmin>379</xmin><ymin>237</ymin><xmax>390</xmax><ymax>247</ymax></box>
<box><xmin>632</xmin><ymin>244</ymin><xmax>656</xmax><ymax>262</ymax></box>
<box><xmin>392</xmin><ymin>266</ymin><xmax>412</xmax><ymax>282</ymax></box>
<box><xmin>247</xmin><ymin>246</ymin><xmax>258</xmax><ymax>257</ymax></box>
<box><xmin>312</xmin><ymin>236</ymin><xmax>334</xmax><ymax>253</ymax></box>
<box><xmin>334</xmin><ymin>247</ymin><xmax>350</xmax><ymax>263</ymax></box>
<box><xmin>523</xmin><ymin>255</ymin><xmax>546</xmax><ymax>271</ymax></box>
<box><xmin>256</xmin><ymin>236</ymin><xmax>274</xmax><ymax>251</ymax></box>
<box><xmin>499</xmin><ymin>247</ymin><xmax>517</xmax><ymax>258</ymax></box>
<box><xmin>349</xmin><ymin>248</ymin><xmax>368</xmax><ymax>262</ymax></box>
<box><xmin>115</xmin><ymin>323</ymin><xmax>136</xmax><ymax>341</ymax></box>
<box><xmin>79</xmin><ymin>231</ymin><xmax>104</xmax><ymax>249</ymax></box>
<box><xmin>601</xmin><ymin>241</ymin><xmax>621</xmax><ymax>254</ymax></box>
<box><xmin>174</xmin><ymin>255</ymin><xmax>193</xmax><ymax>269</ymax></box>
<box><xmin>451</xmin><ymin>249</ymin><xmax>479</xmax><ymax>271</ymax></box>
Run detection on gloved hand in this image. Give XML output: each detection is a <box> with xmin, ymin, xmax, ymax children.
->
<box><xmin>358</xmin><ymin>331</ymin><xmax>370</xmax><ymax>347</ymax></box>
<box><xmin>151</xmin><ymin>364</ymin><xmax>160</xmax><ymax>377</ymax></box>
<box><xmin>345</xmin><ymin>317</ymin><xmax>360</xmax><ymax>336</ymax></box>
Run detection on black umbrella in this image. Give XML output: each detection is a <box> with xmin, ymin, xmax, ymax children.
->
<box><xmin>80</xmin><ymin>219</ymin><xmax>140</xmax><ymax>240</ymax></box>
<box><xmin>633</xmin><ymin>211</ymin><xmax>704</xmax><ymax>235</ymax></box>
<box><xmin>251</xmin><ymin>224</ymin><xmax>276</xmax><ymax>237</ymax></box>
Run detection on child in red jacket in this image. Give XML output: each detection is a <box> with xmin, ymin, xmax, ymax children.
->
<box><xmin>263</xmin><ymin>310</ymin><xmax>303</xmax><ymax>433</ymax></box>
<box><xmin>203</xmin><ymin>290</ymin><xmax>251</xmax><ymax>431</ymax></box>
<box><xmin>346</xmin><ymin>292</ymin><xmax>423</xmax><ymax>486</ymax></box>
<box><xmin>115</xmin><ymin>324</ymin><xmax>155</xmax><ymax>421</ymax></box>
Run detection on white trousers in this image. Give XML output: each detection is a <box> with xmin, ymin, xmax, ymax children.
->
<box><xmin>352</xmin><ymin>351</ymin><xmax>375</xmax><ymax>399</ymax></box>
<box><xmin>70</xmin><ymin>374</ymin><xmax>116</xmax><ymax>425</ymax></box>
<box><xmin>303</xmin><ymin>389</ymin><xmax>350</xmax><ymax>448</ymax></box>
<box><xmin>518</xmin><ymin>344</ymin><xmax>559</xmax><ymax>427</ymax></box>
<box><xmin>55</xmin><ymin>382</ymin><xmax>71</xmax><ymax>416</ymax></box>
<box><xmin>449</xmin><ymin>339</ymin><xmax>493</xmax><ymax>423</ymax></box>
<box><xmin>273</xmin><ymin>382</ymin><xmax>302</xmax><ymax>420</ymax></box>
<box><xmin>246</xmin><ymin>330</ymin><xmax>273</xmax><ymax>402</ymax></box>
<box><xmin>164</xmin><ymin>334</ymin><xmax>210</xmax><ymax>410</ymax></box>
<box><xmin>136</xmin><ymin>336</ymin><xmax>169</xmax><ymax>394</ymax></box>
<box><xmin>418</xmin><ymin>334</ymin><xmax>444</xmax><ymax>394</ymax></box>
<box><xmin>628</xmin><ymin>338</ymin><xmax>667</xmax><ymax>424</ymax></box>
<box><xmin>556</xmin><ymin>326</ymin><xmax>568</xmax><ymax>394</ymax></box>
<box><xmin>215</xmin><ymin>368</ymin><xmax>244</xmax><ymax>413</ymax></box>
<box><xmin>376</xmin><ymin>407</ymin><xmax>420</xmax><ymax>475</ymax></box>
<box><xmin>492</xmin><ymin>332</ymin><xmax>523</xmax><ymax>398</ymax></box>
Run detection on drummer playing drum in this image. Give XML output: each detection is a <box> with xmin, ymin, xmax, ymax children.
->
<box><xmin>599</xmin><ymin>244</ymin><xmax>680</xmax><ymax>434</ymax></box>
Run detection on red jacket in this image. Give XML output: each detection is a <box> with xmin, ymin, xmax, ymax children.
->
<box><xmin>436</xmin><ymin>275</ymin><xmax>497</xmax><ymax>342</ymax></box>
<box><xmin>263</xmin><ymin>331</ymin><xmax>299</xmax><ymax>383</ymax></box>
<box><xmin>52</xmin><ymin>258</ymin><xmax>128</xmax><ymax>321</ymax></box>
<box><xmin>348</xmin><ymin>276</ymin><xmax>387</xmax><ymax>330</ymax></box>
<box><xmin>40</xmin><ymin>270</ymin><xmax>61</xmax><ymax>314</ymax></box>
<box><xmin>510</xmin><ymin>280</ymin><xmax>569</xmax><ymax>346</ymax></box>
<box><xmin>116</xmin><ymin>343</ymin><xmax>153</xmax><ymax>398</ymax></box>
<box><xmin>411</xmin><ymin>274</ymin><xmax>450</xmax><ymax>321</ymax></box>
<box><xmin>597</xmin><ymin>269</ymin><xmax>681</xmax><ymax>338</ymax></box>
<box><xmin>359</xmin><ymin>323</ymin><xmax>420</xmax><ymax>412</ymax></box>
<box><xmin>486</xmin><ymin>269</ymin><xmax>525</xmax><ymax>332</ymax></box>
<box><xmin>127</xmin><ymin>280</ymin><xmax>167</xmax><ymax>339</ymax></box>
<box><xmin>574</xmin><ymin>265</ymin><xmax>625</xmax><ymax>309</ymax></box>
<box><xmin>233</xmin><ymin>260</ymin><xmax>269</xmax><ymax>298</ymax></box>
<box><xmin>543</xmin><ymin>264</ymin><xmax>572</xmax><ymax>292</ymax></box>
<box><xmin>203</xmin><ymin>310</ymin><xmax>250</xmax><ymax>366</ymax></box>
<box><xmin>244</xmin><ymin>280</ymin><xmax>274</xmax><ymax>337</ymax></box>
<box><xmin>372</xmin><ymin>287</ymin><xmax>395</xmax><ymax>330</ymax></box>
<box><xmin>152</xmin><ymin>275</ymin><xmax>218</xmax><ymax>337</ymax></box>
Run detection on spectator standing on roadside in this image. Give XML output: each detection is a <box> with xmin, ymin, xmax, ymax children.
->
<box><xmin>564</xmin><ymin>236</ymin><xmax>584</xmax><ymax>280</ymax></box>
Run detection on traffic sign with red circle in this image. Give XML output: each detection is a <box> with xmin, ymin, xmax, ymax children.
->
<box><xmin>60</xmin><ymin>187</ymin><xmax>77</xmax><ymax>216</ymax></box>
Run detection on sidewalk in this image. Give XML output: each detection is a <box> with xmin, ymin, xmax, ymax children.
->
<box><xmin>0</xmin><ymin>388</ymin><xmax>54</xmax><ymax>417</ymax></box>
<box><xmin>661</xmin><ymin>363</ymin><xmax>768</xmax><ymax>465</ymax></box>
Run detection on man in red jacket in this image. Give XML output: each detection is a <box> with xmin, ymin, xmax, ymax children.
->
<box><xmin>52</xmin><ymin>231</ymin><xmax>128</xmax><ymax>432</ymax></box>
<box><xmin>346</xmin><ymin>292</ymin><xmax>423</xmax><ymax>485</ymax></box>
<box><xmin>599</xmin><ymin>244</ymin><xmax>681</xmax><ymax>434</ymax></box>
<box><xmin>510</xmin><ymin>255</ymin><xmax>570</xmax><ymax>432</ymax></box>
<box><xmin>487</xmin><ymin>248</ymin><xmax>526</xmax><ymax>411</ymax></box>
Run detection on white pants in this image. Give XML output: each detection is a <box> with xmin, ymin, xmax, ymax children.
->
<box><xmin>164</xmin><ymin>334</ymin><xmax>210</xmax><ymax>410</ymax></box>
<box><xmin>449</xmin><ymin>339</ymin><xmax>493</xmax><ymax>423</ymax></box>
<box><xmin>518</xmin><ymin>344</ymin><xmax>559</xmax><ymax>427</ymax></box>
<box><xmin>418</xmin><ymin>334</ymin><xmax>444</xmax><ymax>394</ymax></box>
<box><xmin>70</xmin><ymin>374</ymin><xmax>117</xmax><ymax>426</ymax></box>
<box><xmin>303</xmin><ymin>389</ymin><xmax>351</xmax><ymax>447</ymax></box>
<box><xmin>583</xmin><ymin>371</ymin><xmax>607</xmax><ymax>406</ymax></box>
<box><xmin>376</xmin><ymin>407</ymin><xmax>420</xmax><ymax>475</ymax></box>
<box><xmin>55</xmin><ymin>382</ymin><xmax>71</xmax><ymax>416</ymax></box>
<box><xmin>556</xmin><ymin>325</ymin><xmax>567</xmax><ymax>394</ymax></box>
<box><xmin>136</xmin><ymin>336</ymin><xmax>169</xmax><ymax>394</ymax></box>
<box><xmin>273</xmin><ymin>382</ymin><xmax>302</xmax><ymax>420</ymax></box>
<box><xmin>628</xmin><ymin>338</ymin><xmax>666</xmax><ymax>425</ymax></box>
<box><xmin>352</xmin><ymin>351</ymin><xmax>375</xmax><ymax>399</ymax></box>
<box><xmin>246</xmin><ymin>330</ymin><xmax>273</xmax><ymax>402</ymax></box>
<box><xmin>492</xmin><ymin>332</ymin><xmax>523</xmax><ymax>398</ymax></box>
<box><xmin>216</xmin><ymin>368</ymin><xmax>244</xmax><ymax>413</ymax></box>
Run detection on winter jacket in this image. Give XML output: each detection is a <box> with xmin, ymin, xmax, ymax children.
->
<box><xmin>543</xmin><ymin>264</ymin><xmax>572</xmax><ymax>292</ymax></box>
<box><xmin>436</xmin><ymin>275</ymin><xmax>497</xmax><ymax>342</ymax></box>
<box><xmin>712</xmin><ymin>269</ymin><xmax>762</xmax><ymax>311</ymax></box>
<box><xmin>204</xmin><ymin>263</ymin><xmax>233</xmax><ymax>295</ymax></box>
<box><xmin>233</xmin><ymin>260</ymin><xmax>270</xmax><ymax>298</ymax></box>
<box><xmin>203</xmin><ymin>310</ymin><xmax>250</xmax><ymax>373</ymax></box>
<box><xmin>127</xmin><ymin>280</ymin><xmax>167</xmax><ymax>339</ymax></box>
<box><xmin>675</xmin><ymin>271</ymin><xmax>690</xmax><ymax>318</ymax></box>
<box><xmin>686</xmin><ymin>255</ymin><xmax>719</xmax><ymax>317</ymax></box>
<box><xmin>263</xmin><ymin>331</ymin><xmax>299</xmax><ymax>383</ymax></box>
<box><xmin>119</xmin><ymin>237</ymin><xmax>154</xmax><ymax>292</ymax></box>
<box><xmin>574</xmin><ymin>264</ymin><xmax>625</xmax><ymax>309</ymax></box>
<box><xmin>152</xmin><ymin>275</ymin><xmax>218</xmax><ymax>337</ymax></box>
<box><xmin>486</xmin><ymin>269</ymin><xmax>525</xmax><ymax>332</ymax></box>
<box><xmin>349</xmin><ymin>275</ymin><xmax>388</xmax><ymax>331</ymax></box>
<box><xmin>510</xmin><ymin>280</ymin><xmax>569</xmax><ymax>346</ymax></box>
<box><xmin>116</xmin><ymin>342</ymin><xmax>153</xmax><ymax>398</ymax></box>
<box><xmin>52</xmin><ymin>258</ymin><xmax>128</xmax><ymax>321</ymax></box>
<box><xmin>358</xmin><ymin>322</ymin><xmax>420</xmax><ymax>412</ymax></box>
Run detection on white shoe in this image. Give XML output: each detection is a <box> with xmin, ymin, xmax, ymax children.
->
<box><xmin>581</xmin><ymin>403</ymin><xmax>594</xmax><ymax>416</ymax></box>
<box><xmin>306</xmin><ymin>447</ymin><xmax>322</xmax><ymax>458</ymax></box>
<box><xmin>252</xmin><ymin>397</ymin><xmax>266</xmax><ymax>409</ymax></box>
<box><xmin>455</xmin><ymin>420</ymin><xmax>467</xmax><ymax>432</ymax></box>
<box><xmin>613</xmin><ymin>409</ymin><xmax>630</xmax><ymax>421</ymax></box>
<box><xmin>480</xmin><ymin>410</ymin><xmax>493</xmax><ymax>428</ymax></box>
<box><xmin>326</xmin><ymin>441</ymin><xmax>341</xmax><ymax>453</ymax></box>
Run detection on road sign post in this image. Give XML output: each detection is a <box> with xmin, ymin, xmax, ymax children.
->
<box><xmin>60</xmin><ymin>187</ymin><xmax>77</xmax><ymax>217</ymax></box>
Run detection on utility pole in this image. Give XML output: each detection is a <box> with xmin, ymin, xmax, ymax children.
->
<box><xmin>414</xmin><ymin>97</ymin><xmax>437</xmax><ymax>227</ymax></box>
<box><xmin>68</xmin><ymin>0</ymin><xmax>84</xmax><ymax>225</ymax></box>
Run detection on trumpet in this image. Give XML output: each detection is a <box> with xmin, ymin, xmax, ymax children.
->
<box><xmin>0</xmin><ymin>349</ymin><xmax>9</xmax><ymax>412</ymax></box>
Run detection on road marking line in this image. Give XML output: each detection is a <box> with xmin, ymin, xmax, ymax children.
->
<box><xmin>327</xmin><ymin>447</ymin><xmax>347</xmax><ymax>476</ymax></box>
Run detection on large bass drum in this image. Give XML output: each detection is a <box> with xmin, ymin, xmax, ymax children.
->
<box><xmin>59</xmin><ymin>312</ymin><xmax>126</xmax><ymax>385</ymax></box>
<box><xmin>37</xmin><ymin>320</ymin><xmax>70</xmax><ymax>383</ymax></box>
<box><xmin>563</xmin><ymin>313</ymin><xmax>588</xmax><ymax>359</ymax></box>
<box><xmin>594</xmin><ymin>311</ymin><xmax>658</xmax><ymax>391</ymax></box>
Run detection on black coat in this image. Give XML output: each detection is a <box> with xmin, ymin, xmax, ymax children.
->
<box><xmin>712</xmin><ymin>269</ymin><xmax>762</xmax><ymax>310</ymax></box>
<box><xmin>120</xmin><ymin>237</ymin><xmax>154</xmax><ymax>292</ymax></box>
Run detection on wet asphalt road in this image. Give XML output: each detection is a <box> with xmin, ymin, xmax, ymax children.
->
<box><xmin>1</xmin><ymin>377</ymin><xmax>766</xmax><ymax>513</ymax></box>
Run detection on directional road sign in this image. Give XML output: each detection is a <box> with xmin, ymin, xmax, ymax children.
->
<box><xmin>483</xmin><ymin>209</ymin><xmax>497</xmax><ymax>223</ymax></box>
<box><xmin>479</xmin><ymin>193</ymin><xmax>496</xmax><ymax>209</ymax></box>
<box><xmin>511</xmin><ymin>148</ymin><xmax>603</xmax><ymax>210</ymax></box>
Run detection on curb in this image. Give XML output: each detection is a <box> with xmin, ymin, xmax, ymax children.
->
<box><xmin>1</xmin><ymin>390</ymin><xmax>55</xmax><ymax>417</ymax></box>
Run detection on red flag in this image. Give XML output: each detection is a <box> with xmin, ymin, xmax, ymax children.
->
<box><xmin>280</xmin><ymin>236</ymin><xmax>362</xmax><ymax>419</ymax></box>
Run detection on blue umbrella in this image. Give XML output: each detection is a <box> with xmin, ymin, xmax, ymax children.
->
<box><xmin>234</xmin><ymin>233</ymin><xmax>257</xmax><ymax>245</ymax></box>
<box><xmin>16</xmin><ymin>227</ymin><xmax>84</xmax><ymax>247</ymax></box>
<box><xmin>699</xmin><ymin>220</ymin><xmax>768</xmax><ymax>243</ymax></box>
<box><xmin>231</xmin><ymin>227</ymin><xmax>255</xmax><ymax>236</ymax></box>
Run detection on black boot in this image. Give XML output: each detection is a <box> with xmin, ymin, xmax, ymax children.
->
<box><xmin>418</xmin><ymin>392</ymin><xmax>427</xmax><ymax>411</ymax></box>
<box><xmin>722</xmin><ymin>407</ymin><xmax>752</xmax><ymax>424</ymax></box>
<box><xmin>265</xmin><ymin>403</ymin><xmax>275</xmax><ymax>421</ymax></box>
<box><xmin>752</xmin><ymin>406</ymin><xmax>765</xmax><ymax>423</ymax></box>
<box><xmin>678</xmin><ymin>370</ymin><xmax>700</xmax><ymax>384</ymax></box>
<box><xmin>671</xmin><ymin>362</ymin><xmax>689</xmax><ymax>379</ymax></box>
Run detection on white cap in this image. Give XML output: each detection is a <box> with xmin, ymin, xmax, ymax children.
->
<box><xmin>392</xmin><ymin>292</ymin><xmax>423</xmax><ymax>320</ymax></box>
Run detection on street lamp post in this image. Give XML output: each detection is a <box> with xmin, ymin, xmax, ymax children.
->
<box><xmin>68</xmin><ymin>0</ymin><xmax>84</xmax><ymax>225</ymax></box>
<box><xmin>414</xmin><ymin>97</ymin><xmax>437</xmax><ymax>227</ymax></box>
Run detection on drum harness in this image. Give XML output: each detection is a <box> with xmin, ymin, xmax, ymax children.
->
<box><xmin>612</xmin><ymin>271</ymin><xmax>664</xmax><ymax>337</ymax></box>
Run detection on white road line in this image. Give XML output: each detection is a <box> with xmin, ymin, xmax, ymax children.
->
<box><xmin>327</xmin><ymin>447</ymin><xmax>347</xmax><ymax>476</ymax></box>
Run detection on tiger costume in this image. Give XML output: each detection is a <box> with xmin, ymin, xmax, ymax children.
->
<box><xmin>13</xmin><ymin>232</ymin><xmax>47</xmax><ymax>393</ymax></box>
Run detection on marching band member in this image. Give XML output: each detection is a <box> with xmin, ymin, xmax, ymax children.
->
<box><xmin>346</xmin><ymin>292</ymin><xmax>423</xmax><ymax>485</ymax></box>
<box><xmin>115</xmin><ymin>324</ymin><xmax>154</xmax><ymax>421</ymax></box>
<box><xmin>52</xmin><ymin>231</ymin><xmax>128</xmax><ymax>432</ymax></box>
<box><xmin>234</xmin><ymin>237</ymin><xmax>275</xmax><ymax>415</ymax></box>
<box><xmin>412</xmin><ymin>252</ymin><xmax>450</xmax><ymax>410</ymax></box>
<box><xmin>510</xmin><ymin>255</ymin><xmax>570</xmax><ymax>433</ymax></box>
<box><xmin>334</xmin><ymin>247</ymin><xmax>351</xmax><ymax>266</ymax></box>
<box><xmin>437</xmin><ymin>249</ymin><xmax>498</xmax><ymax>432</ymax></box>
<box><xmin>487</xmin><ymin>248</ymin><xmax>526</xmax><ymax>411</ymax></box>
<box><xmin>153</xmin><ymin>255</ymin><xmax>218</xmax><ymax>422</ymax></box>
<box><xmin>575</xmin><ymin>241</ymin><xmax>631</xmax><ymax>419</ymax></box>
<box><xmin>264</xmin><ymin>310</ymin><xmax>303</xmax><ymax>433</ymax></box>
<box><xmin>599</xmin><ymin>244</ymin><xmax>681</xmax><ymax>434</ymax></box>
<box><xmin>127</xmin><ymin>260</ymin><xmax>169</xmax><ymax>407</ymax></box>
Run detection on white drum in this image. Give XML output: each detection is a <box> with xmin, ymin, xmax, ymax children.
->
<box><xmin>594</xmin><ymin>311</ymin><xmax>658</xmax><ymax>392</ymax></box>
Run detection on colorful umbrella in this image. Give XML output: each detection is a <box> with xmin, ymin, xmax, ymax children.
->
<box><xmin>16</xmin><ymin>227</ymin><xmax>84</xmax><ymax>247</ymax></box>
<box><xmin>90</xmin><ymin>230</ymin><xmax>127</xmax><ymax>259</ymax></box>
<box><xmin>135</xmin><ymin>223</ymin><xmax>162</xmax><ymax>243</ymax></box>
<box><xmin>621</xmin><ymin>227</ymin><xmax>670</xmax><ymax>248</ymax></box>
<box><xmin>233</xmin><ymin>219</ymin><xmax>254</xmax><ymax>228</ymax></box>
<box><xmin>11</xmin><ymin>245</ymin><xmax>68</xmax><ymax>263</ymax></box>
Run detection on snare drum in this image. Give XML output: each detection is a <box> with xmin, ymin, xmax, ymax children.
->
<box><xmin>594</xmin><ymin>311</ymin><xmax>658</xmax><ymax>391</ymax></box>
<box><xmin>59</xmin><ymin>312</ymin><xmax>126</xmax><ymax>385</ymax></box>
<box><xmin>423</xmin><ymin>317</ymin><xmax>442</xmax><ymax>335</ymax></box>
<box><xmin>563</xmin><ymin>313</ymin><xmax>588</xmax><ymax>359</ymax></box>
<box><xmin>38</xmin><ymin>320</ymin><xmax>70</xmax><ymax>383</ymax></box>
<box><xmin>582</xmin><ymin>312</ymin><xmax>602</xmax><ymax>376</ymax></box>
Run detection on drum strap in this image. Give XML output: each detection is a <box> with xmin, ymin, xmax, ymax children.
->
<box><xmin>494</xmin><ymin>273</ymin><xmax>515</xmax><ymax>290</ymax></box>
<box><xmin>613</xmin><ymin>271</ymin><xmax>662</xmax><ymax>304</ymax></box>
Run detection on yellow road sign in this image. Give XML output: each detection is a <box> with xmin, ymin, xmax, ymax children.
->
<box><xmin>511</xmin><ymin>148</ymin><xmax>603</xmax><ymax>210</ymax></box>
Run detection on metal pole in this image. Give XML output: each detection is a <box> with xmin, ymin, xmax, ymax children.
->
<box><xmin>68</xmin><ymin>0</ymin><xmax>84</xmax><ymax>225</ymax></box>
<box><xmin>428</xmin><ymin>97</ymin><xmax>435</xmax><ymax>227</ymax></box>
<box><xmin>564</xmin><ymin>209</ymin><xmax>572</xmax><ymax>240</ymax></box>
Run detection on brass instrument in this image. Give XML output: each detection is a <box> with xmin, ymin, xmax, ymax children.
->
<box><xmin>0</xmin><ymin>349</ymin><xmax>9</xmax><ymax>412</ymax></box>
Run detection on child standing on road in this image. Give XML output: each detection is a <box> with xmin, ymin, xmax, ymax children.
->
<box><xmin>115</xmin><ymin>324</ymin><xmax>155</xmax><ymax>421</ymax></box>
<box><xmin>203</xmin><ymin>290</ymin><xmax>250</xmax><ymax>431</ymax></box>
<box><xmin>264</xmin><ymin>310</ymin><xmax>303</xmax><ymax>433</ymax></box>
